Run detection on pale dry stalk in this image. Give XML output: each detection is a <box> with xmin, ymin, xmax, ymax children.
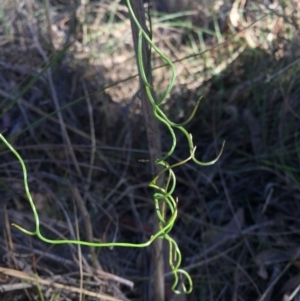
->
<box><xmin>128</xmin><ymin>1</ymin><xmax>165</xmax><ymax>301</ymax></box>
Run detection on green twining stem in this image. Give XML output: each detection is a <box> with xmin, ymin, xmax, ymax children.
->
<box><xmin>127</xmin><ymin>0</ymin><xmax>224</xmax><ymax>293</ymax></box>
<box><xmin>0</xmin><ymin>134</ymin><xmax>178</xmax><ymax>247</ymax></box>
<box><xmin>0</xmin><ymin>0</ymin><xmax>224</xmax><ymax>295</ymax></box>
<box><xmin>131</xmin><ymin>4</ymin><xmax>224</xmax><ymax>165</ymax></box>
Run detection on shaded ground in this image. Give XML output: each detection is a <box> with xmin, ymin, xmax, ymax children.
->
<box><xmin>1</xmin><ymin>0</ymin><xmax>300</xmax><ymax>300</ymax></box>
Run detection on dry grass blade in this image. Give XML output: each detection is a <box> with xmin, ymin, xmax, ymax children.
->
<box><xmin>0</xmin><ymin>282</ymin><xmax>33</xmax><ymax>292</ymax></box>
<box><xmin>0</xmin><ymin>267</ymin><xmax>123</xmax><ymax>301</ymax></box>
<box><xmin>94</xmin><ymin>269</ymin><xmax>134</xmax><ymax>289</ymax></box>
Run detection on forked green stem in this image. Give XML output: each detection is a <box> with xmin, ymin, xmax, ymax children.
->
<box><xmin>0</xmin><ymin>133</ymin><xmax>192</xmax><ymax>293</ymax></box>
<box><xmin>0</xmin><ymin>133</ymin><xmax>178</xmax><ymax>246</ymax></box>
<box><xmin>0</xmin><ymin>0</ymin><xmax>225</xmax><ymax>295</ymax></box>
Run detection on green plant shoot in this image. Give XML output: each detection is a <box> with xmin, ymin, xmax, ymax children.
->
<box><xmin>0</xmin><ymin>0</ymin><xmax>224</xmax><ymax>295</ymax></box>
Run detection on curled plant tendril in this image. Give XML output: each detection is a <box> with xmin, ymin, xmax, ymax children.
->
<box><xmin>127</xmin><ymin>0</ymin><xmax>225</xmax><ymax>293</ymax></box>
<box><xmin>128</xmin><ymin>2</ymin><xmax>224</xmax><ymax>165</ymax></box>
<box><xmin>0</xmin><ymin>132</ymin><xmax>193</xmax><ymax>293</ymax></box>
<box><xmin>0</xmin><ymin>0</ymin><xmax>224</xmax><ymax>296</ymax></box>
<box><xmin>0</xmin><ymin>133</ymin><xmax>178</xmax><ymax>247</ymax></box>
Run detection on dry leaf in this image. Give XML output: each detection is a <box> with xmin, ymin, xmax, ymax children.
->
<box><xmin>204</xmin><ymin>208</ymin><xmax>244</xmax><ymax>246</ymax></box>
<box><xmin>281</xmin><ymin>273</ymin><xmax>300</xmax><ymax>297</ymax></box>
<box><xmin>255</xmin><ymin>249</ymin><xmax>293</xmax><ymax>280</ymax></box>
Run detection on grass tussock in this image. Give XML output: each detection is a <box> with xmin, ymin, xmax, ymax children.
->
<box><xmin>0</xmin><ymin>0</ymin><xmax>300</xmax><ymax>300</ymax></box>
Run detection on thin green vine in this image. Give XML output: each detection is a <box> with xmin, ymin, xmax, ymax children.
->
<box><xmin>0</xmin><ymin>0</ymin><xmax>224</xmax><ymax>295</ymax></box>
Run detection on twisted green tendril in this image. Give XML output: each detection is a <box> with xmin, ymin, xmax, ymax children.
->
<box><xmin>0</xmin><ymin>0</ymin><xmax>224</xmax><ymax>295</ymax></box>
<box><xmin>0</xmin><ymin>133</ymin><xmax>193</xmax><ymax>293</ymax></box>
<box><xmin>127</xmin><ymin>0</ymin><xmax>224</xmax><ymax>293</ymax></box>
